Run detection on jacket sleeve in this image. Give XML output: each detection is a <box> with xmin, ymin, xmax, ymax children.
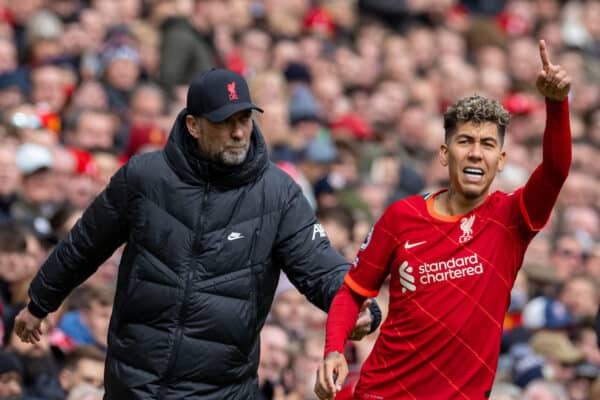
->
<box><xmin>28</xmin><ymin>165</ymin><xmax>130</xmax><ymax>317</ymax></box>
<box><xmin>273</xmin><ymin>184</ymin><xmax>349</xmax><ymax>313</ymax></box>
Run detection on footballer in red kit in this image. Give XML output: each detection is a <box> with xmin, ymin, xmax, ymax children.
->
<box><xmin>315</xmin><ymin>40</ymin><xmax>572</xmax><ymax>400</ymax></box>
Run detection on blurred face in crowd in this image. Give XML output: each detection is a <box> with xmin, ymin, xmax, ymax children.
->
<box><xmin>79</xmin><ymin>8</ymin><xmax>107</xmax><ymax>47</ymax></box>
<box><xmin>508</xmin><ymin>38</ymin><xmax>539</xmax><ymax>83</ymax></box>
<box><xmin>476</xmin><ymin>45</ymin><xmax>507</xmax><ymax>71</ymax></box>
<box><xmin>0</xmin><ymin>38</ymin><xmax>17</xmax><ymax>73</ymax></box>
<box><xmin>82</xmin><ymin>299</ymin><xmax>112</xmax><ymax>349</ymax></box>
<box><xmin>71</xmin><ymin>81</ymin><xmax>109</xmax><ymax>110</ymax></box>
<box><xmin>440</xmin><ymin>121</ymin><xmax>505</xmax><ymax>203</ymax></box>
<box><xmin>551</xmin><ymin>234</ymin><xmax>584</xmax><ymax>280</ymax></box>
<box><xmin>93</xmin><ymin>152</ymin><xmax>120</xmax><ymax>189</ymax></box>
<box><xmin>271</xmin><ymin>40</ymin><xmax>301</xmax><ymax>70</ymax></box>
<box><xmin>61</xmin><ymin>358</ymin><xmax>105</xmax><ymax>392</ymax></box>
<box><xmin>312</xmin><ymin>75</ymin><xmax>343</xmax><ymax>120</ymax></box>
<box><xmin>0</xmin><ymin>147</ymin><xmax>20</xmax><ymax>197</ymax></box>
<box><xmin>66</xmin><ymin>174</ymin><xmax>97</xmax><ymax>209</ymax></box>
<box><xmin>0</xmin><ymin>369</ymin><xmax>23</xmax><ymax>399</ymax></box>
<box><xmin>258</xmin><ymin>324</ymin><xmax>290</xmax><ymax>385</ymax></box>
<box><xmin>21</xmin><ymin>168</ymin><xmax>56</xmax><ymax>206</ymax></box>
<box><xmin>272</xmin><ymin>289</ymin><xmax>308</xmax><ymax>334</ymax></box>
<box><xmin>321</xmin><ymin>218</ymin><xmax>351</xmax><ymax>253</ymax></box>
<box><xmin>293</xmin><ymin>333</ymin><xmax>325</xmax><ymax>399</ymax></box>
<box><xmin>186</xmin><ymin>110</ymin><xmax>253</xmax><ymax>166</ymax></box>
<box><xmin>129</xmin><ymin>86</ymin><xmax>165</xmax><ymax>128</ymax></box>
<box><xmin>0</xmin><ymin>247</ymin><xmax>38</xmax><ymax>284</ymax></box>
<box><xmin>560</xmin><ymin>276</ymin><xmax>598</xmax><ymax>320</ymax></box>
<box><xmin>585</xmin><ymin>244</ymin><xmax>600</xmax><ymax>282</ymax></box>
<box><xmin>104</xmin><ymin>58</ymin><xmax>140</xmax><ymax>91</ymax></box>
<box><xmin>31</xmin><ymin>65</ymin><xmax>68</xmax><ymax>113</ymax></box>
<box><xmin>6</xmin><ymin>0</ymin><xmax>42</xmax><ymax>24</ymax></box>
<box><xmin>241</xmin><ymin>29</ymin><xmax>271</xmax><ymax>73</ymax></box>
<box><xmin>72</xmin><ymin>110</ymin><xmax>116</xmax><ymax>150</ymax></box>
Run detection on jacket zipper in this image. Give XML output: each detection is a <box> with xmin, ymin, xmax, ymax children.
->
<box><xmin>157</xmin><ymin>182</ymin><xmax>210</xmax><ymax>397</ymax></box>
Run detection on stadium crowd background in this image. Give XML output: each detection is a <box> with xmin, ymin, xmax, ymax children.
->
<box><xmin>0</xmin><ymin>0</ymin><xmax>599</xmax><ymax>399</ymax></box>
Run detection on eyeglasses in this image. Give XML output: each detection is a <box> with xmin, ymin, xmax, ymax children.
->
<box><xmin>11</xmin><ymin>112</ymin><xmax>42</xmax><ymax>130</ymax></box>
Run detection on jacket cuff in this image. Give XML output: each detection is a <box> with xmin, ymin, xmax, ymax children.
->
<box><xmin>27</xmin><ymin>301</ymin><xmax>48</xmax><ymax>319</ymax></box>
<box><xmin>368</xmin><ymin>299</ymin><xmax>382</xmax><ymax>334</ymax></box>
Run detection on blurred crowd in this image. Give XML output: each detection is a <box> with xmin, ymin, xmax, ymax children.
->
<box><xmin>0</xmin><ymin>0</ymin><xmax>599</xmax><ymax>399</ymax></box>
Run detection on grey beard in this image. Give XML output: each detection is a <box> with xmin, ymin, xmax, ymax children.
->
<box><xmin>219</xmin><ymin>146</ymin><xmax>249</xmax><ymax>166</ymax></box>
<box><xmin>197</xmin><ymin>145</ymin><xmax>248</xmax><ymax>166</ymax></box>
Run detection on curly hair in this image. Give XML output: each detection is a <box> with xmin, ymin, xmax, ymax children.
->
<box><xmin>443</xmin><ymin>95</ymin><xmax>510</xmax><ymax>145</ymax></box>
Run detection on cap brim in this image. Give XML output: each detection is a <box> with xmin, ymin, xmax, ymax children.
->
<box><xmin>203</xmin><ymin>102</ymin><xmax>264</xmax><ymax>123</ymax></box>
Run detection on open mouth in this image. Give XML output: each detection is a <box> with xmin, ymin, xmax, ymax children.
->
<box><xmin>463</xmin><ymin>167</ymin><xmax>484</xmax><ymax>182</ymax></box>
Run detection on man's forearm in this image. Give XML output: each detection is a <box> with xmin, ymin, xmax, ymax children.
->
<box><xmin>324</xmin><ymin>283</ymin><xmax>364</xmax><ymax>356</ymax></box>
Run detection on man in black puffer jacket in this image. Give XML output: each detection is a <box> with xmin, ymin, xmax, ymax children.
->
<box><xmin>14</xmin><ymin>68</ymin><xmax>381</xmax><ymax>399</ymax></box>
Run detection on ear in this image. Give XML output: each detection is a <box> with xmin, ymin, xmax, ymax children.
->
<box><xmin>185</xmin><ymin>115</ymin><xmax>200</xmax><ymax>139</ymax></box>
<box><xmin>497</xmin><ymin>150</ymin><xmax>506</xmax><ymax>172</ymax></box>
<box><xmin>439</xmin><ymin>143</ymin><xmax>449</xmax><ymax>167</ymax></box>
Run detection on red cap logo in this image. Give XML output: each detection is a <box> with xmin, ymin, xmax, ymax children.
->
<box><xmin>227</xmin><ymin>81</ymin><xmax>238</xmax><ymax>101</ymax></box>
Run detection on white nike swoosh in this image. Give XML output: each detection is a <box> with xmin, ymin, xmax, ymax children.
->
<box><xmin>227</xmin><ymin>233</ymin><xmax>244</xmax><ymax>241</ymax></box>
<box><xmin>404</xmin><ymin>240</ymin><xmax>426</xmax><ymax>249</ymax></box>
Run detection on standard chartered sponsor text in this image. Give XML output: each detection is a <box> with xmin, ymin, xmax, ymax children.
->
<box><xmin>418</xmin><ymin>254</ymin><xmax>483</xmax><ymax>284</ymax></box>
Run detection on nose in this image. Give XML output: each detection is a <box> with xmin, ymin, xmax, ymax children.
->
<box><xmin>468</xmin><ymin>143</ymin><xmax>482</xmax><ymax>159</ymax></box>
<box><xmin>230</xmin><ymin>121</ymin><xmax>245</xmax><ymax>139</ymax></box>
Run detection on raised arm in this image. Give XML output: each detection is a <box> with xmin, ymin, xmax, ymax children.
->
<box><xmin>521</xmin><ymin>40</ymin><xmax>572</xmax><ymax>230</ymax></box>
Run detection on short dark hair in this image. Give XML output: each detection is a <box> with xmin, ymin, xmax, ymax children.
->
<box><xmin>0</xmin><ymin>222</ymin><xmax>28</xmax><ymax>253</ymax></box>
<box><xmin>443</xmin><ymin>95</ymin><xmax>510</xmax><ymax>145</ymax></box>
<box><xmin>63</xmin><ymin>345</ymin><xmax>105</xmax><ymax>371</ymax></box>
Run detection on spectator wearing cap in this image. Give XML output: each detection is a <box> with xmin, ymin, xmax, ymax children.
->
<box><xmin>530</xmin><ymin>330</ymin><xmax>585</xmax><ymax>385</ymax></box>
<box><xmin>522</xmin><ymin>296</ymin><xmax>575</xmax><ymax>332</ymax></box>
<box><xmin>15</xmin><ymin>68</ymin><xmax>380</xmax><ymax>399</ymax></box>
<box><xmin>10</xmin><ymin>143</ymin><xmax>59</xmax><ymax>224</ymax></box>
<box><xmin>296</xmin><ymin>137</ymin><xmax>338</xmax><ymax>199</ymax></box>
<box><xmin>567</xmin><ymin>361</ymin><xmax>599</xmax><ymax>400</ymax></box>
<box><xmin>101</xmin><ymin>44</ymin><xmax>142</xmax><ymax>114</ymax></box>
<box><xmin>24</xmin><ymin>9</ymin><xmax>64</xmax><ymax>65</ymax></box>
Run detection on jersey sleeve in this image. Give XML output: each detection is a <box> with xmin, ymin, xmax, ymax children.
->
<box><xmin>345</xmin><ymin>206</ymin><xmax>399</xmax><ymax>297</ymax></box>
<box><xmin>520</xmin><ymin>98</ymin><xmax>571</xmax><ymax>231</ymax></box>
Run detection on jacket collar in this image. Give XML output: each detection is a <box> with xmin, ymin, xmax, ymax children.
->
<box><xmin>164</xmin><ymin>109</ymin><xmax>269</xmax><ymax>188</ymax></box>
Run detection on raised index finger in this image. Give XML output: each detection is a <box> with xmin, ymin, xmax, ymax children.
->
<box><xmin>539</xmin><ymin>39</ymin><xmax>551</xmax><ymax>71</ymax></box>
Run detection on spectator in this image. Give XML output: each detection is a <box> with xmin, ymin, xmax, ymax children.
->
<box><xmin>59</xmin><ymin>345</ymin><xmax>105</xmax><ymax>396</ymax></box>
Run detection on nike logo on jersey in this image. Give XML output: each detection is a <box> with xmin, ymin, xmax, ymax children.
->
<box><xmin>227</xmin><ymin>232</ymin><xmax>245</xmax><ymax>241</ymax></box>
<box><xmin>404</xmin><ymin>240</ymin><xmax>426</xmax><ymax>249</ymax></box>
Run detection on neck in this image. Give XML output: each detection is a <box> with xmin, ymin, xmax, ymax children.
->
<box><xmin>436</xmin><ymin>188</ymin><xmax>487</xmax><ymax>216</ymax></box>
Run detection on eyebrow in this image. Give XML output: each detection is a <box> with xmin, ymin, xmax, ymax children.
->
<box><xmin>454</xmin><ymin>133</ymin><xmax>499</xmax><ymax>143</ymax></box>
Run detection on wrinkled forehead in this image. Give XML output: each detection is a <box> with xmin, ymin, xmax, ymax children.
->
<box><xmin>453</xmin><ymin>120</ymin><xmax>501</xmax><ymax>139</ymax></box>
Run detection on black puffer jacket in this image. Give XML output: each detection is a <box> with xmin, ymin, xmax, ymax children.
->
<box><xmin>28</xmin><ymin>111</ymin><xmax>349</xmax><ymax>399</ymax></box>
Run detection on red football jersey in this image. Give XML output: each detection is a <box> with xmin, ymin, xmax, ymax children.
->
<box><xmin>345</xmin><ymin>188</ymin><xmax>540</xmax><ymax>400</ymax></box>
